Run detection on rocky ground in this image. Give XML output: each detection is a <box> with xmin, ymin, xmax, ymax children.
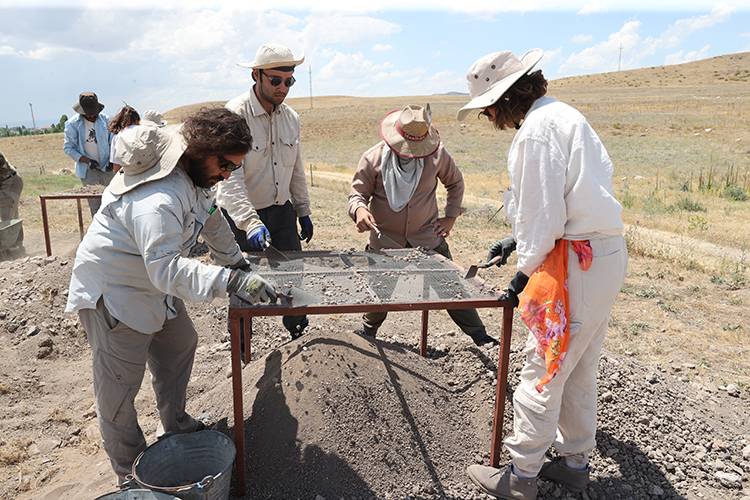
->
<box><xmin>0</xmin><ymin>253</ymin><xmax>748</xmax><ymax>499</ymax></box>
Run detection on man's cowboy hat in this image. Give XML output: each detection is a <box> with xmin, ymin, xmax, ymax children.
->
<box><xmin>456</xmin><ymin>49</ymin><xmax>544</xmax><ymax>121</ymax></box>
<box><xmin>142</xmin><ymin>109</ymin><xmax>168</xmax><ymax>127</ymax></box>
<box><xmin>238</xmin><ymin>43</ymin><xmax>304</xmax><ymax>70</ymax></box>
<box><xmin>109</xmin><ymin>124</ymin><xmax>186</xmax><ymax>196</ymax></box>
<box><xmin>72</xmin><ymin>92</ymin><xmax>105</xmax><ymax>115</ymax></box>
<box><xmin>381</xmin><ymin>104</ymin><xmax>441</xmax><ymax>159</ymax></box>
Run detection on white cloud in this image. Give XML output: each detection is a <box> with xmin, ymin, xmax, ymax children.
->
<box><xmin>577</xmin><ymin>1</ymin><xmax>604</xmax><ymax>14</ymax></box>
<box><xmin>559</xmin><ymin>6</ymin><xmax>733</xmax><ymax>75</ymax></box>
<box><xmin>665</xmin><ymin>44</ymin><xmax>712</xmax><ymax>64</ymax></box>
<box><xmin>571</xmin><ymin>34</ymin><xmax>593</xmax><ymax>44</ymax></box>
<box><xmin>372</xmin><ymin>43</ymin><xmax>392</xmax><ymax>52</ymax></box>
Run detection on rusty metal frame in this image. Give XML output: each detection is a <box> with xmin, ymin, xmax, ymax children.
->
<box><xmin>227</xmin><ymin>288</ymin><xmax>514</xmax><ymax>494</ymax></box>
<box><xmin>39</xmin><ymin>193</ymin><xmax>102</xmax><ymax>256</ymax></box>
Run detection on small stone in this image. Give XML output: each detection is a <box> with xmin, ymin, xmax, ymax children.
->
<box><xmin>26</xmin><ymin>325</ymin><xmax>40</xmax><ymax>337</ymax></box>
<box><xmin>650</xmin><ymin>484</ymin><xmax>664</xmax><ymax>496</ymax></box>
<box><xmin>37</xmin><ymin>334</ymin><xmax>53</xmax><ymax>349</ymax></box>
<box><xmin>601</xmin><ymin>391</ymin><xmax>613</xmax><ymax>402</ymax></box>
<box><xmin>725</xmin><ymin>384</ymin><xmax>741</xmax><ymax>397</ymax></box>
<box><xmin>715</xmin><ymin>471</ymin><xmax>742</xmax><ymax>488</ymax></box>
<box><xmin>37</xmin><ymin>345</ymin><xmax>53</xmax><ymax>359</ymax></box>
<box><xmin>742</xmin><ymin>444</ymin><xmax>750</xmax><ymax>460</ymax></box>
<box><xmin>647</xmin><ymin>373</ymin><xmax>658</xmax><ymax>384</ymax></box>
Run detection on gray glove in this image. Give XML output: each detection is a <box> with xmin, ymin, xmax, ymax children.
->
<box><xmin>227</xmin><ymin>270</ymin><xmax>277</xmax><ymax>304</ymax></box>
<box><xmin>487</xmin><ymin>236</ymin><xmax>516</xmax><ymax>266</ymax></box>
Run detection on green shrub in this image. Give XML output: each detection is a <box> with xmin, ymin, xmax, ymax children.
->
<box><xmin>673</xmin><ymin>197</ymin><xmax>707</xmax><ymax>212</ymax></box>
<box><xmin>722</xmin><ymin>185</ymin><xmax>748</xmax><ymax>202</ymax></box>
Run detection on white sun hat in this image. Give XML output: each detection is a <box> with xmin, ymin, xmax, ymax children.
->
<box><xmin>142</xmin><ymin>109</ymin><xmax>167</xmax><ymax>127</ymax></box>
<box><xmin>109</xmin><ymin>124</ymin><xmax>186</xmax><ymax>196</ymax></box>
<box><xmin>456</xmin><ymin>49</ymin><xmax>544</xmax><ymax>121</ymax></box>
<box><xmin>238</xmin><ymin>43</ymin><xmax>305</xmax><ymax>70</ymax></box>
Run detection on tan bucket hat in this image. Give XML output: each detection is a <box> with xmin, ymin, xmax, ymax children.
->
<box><xmin>380</xmin><ymin>104</ymin><xmax>440</xmax><ymax>159</ymax></box>
<box><xmin>73</xmin><ymin>92</ymin><xmax>105</xmax><ymax>115</ymax></box>
<box><xmin>142</xmin><ymin>109</ymin><xmax>167</xmax><ymax>127</ymax></box>
<box><xmin>109</xmin><ymin>124</ymin><xmax>186</xmax><ymax>196</ymax></box>
<box><xmin>238</xmin><ymin>43</ymin><xmax>304</xmax><ymax>69</ymax></box>
<box><xmin>456</xmin><ymin>49</ymin><xmax>543</xmax><ymax>121</ymax></box>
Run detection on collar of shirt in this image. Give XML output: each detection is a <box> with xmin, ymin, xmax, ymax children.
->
<box><xmin>249</xmin><ymin>85</ymin><xmax>285</xmax><ymax>118</ymax></box>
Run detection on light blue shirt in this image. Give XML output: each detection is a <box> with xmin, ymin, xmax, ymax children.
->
<box><xmin>65</xmin><ymin>168</ymin><xmax>242</xmax><ymax>334</ymax></box>
<box><xmin>63</xmin><ymin>113</ymin><xmax>112</xmax><ymax>179</ymax></box>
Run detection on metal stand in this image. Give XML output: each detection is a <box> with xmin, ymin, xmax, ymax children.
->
<box><xmin>39</xmin><ymin>193</ymin><xmax>103</xmax><ymax>256</ymax></box>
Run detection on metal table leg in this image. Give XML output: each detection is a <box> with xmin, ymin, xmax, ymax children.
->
<box><xmin>76</xmin><ymin>199</ymin><xmax>85</xmax><ymax>240</ymax></box>
<box><xmin>230</xmin><ymin>315</ymin><xmax>246</xmax><ymax>494</ymax></box>
<box><xmin>490</xmin><ymin>305</ymin><xmax>514</xmax><ymax>467</ymax></box>
<box><xmin>420</xmin><ymin>310</ymin><xmax>429</xmax><ymax>357</ymax></box>
<box><xmin>40</xmin><ymin>197</ymin><xmax>51</xmax><ymax>257</ymax></box>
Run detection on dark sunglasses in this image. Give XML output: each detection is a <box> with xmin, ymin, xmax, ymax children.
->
<box><xmin>217</xmin><ymin>156</ymin><xmax>242</xmax><ymax>173</ymax></box>
<box><xmin>263</xmin><ymin>72</ymin><xmax>296</xmax><ymax>88</ymax></box>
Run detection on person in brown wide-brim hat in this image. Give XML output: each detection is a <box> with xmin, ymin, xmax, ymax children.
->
<box><xmin>380</xmin><ymin>104</ymin><xmax>441</xmax><ymax>159</ymax></box>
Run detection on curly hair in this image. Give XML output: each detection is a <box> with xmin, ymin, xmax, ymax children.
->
<box><xmin>108</xmin><ymin>105</ymin><xmax>140</xmax><ymax>134</ymax></box>
<box><xmin>483</xmin><ymin>70</ymin><xmax>548</xmax><ymax>130</ymax></box>
<box><xmin>181</xmin><ymin>107</ymin><xmax>252</xmax><ymax>159</ymax></box>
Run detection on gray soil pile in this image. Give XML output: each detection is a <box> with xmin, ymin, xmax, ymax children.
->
<box><xmin>196</xmin><ymin>329</ymin><xmax>486</xmax><ymax>499</ymax></box>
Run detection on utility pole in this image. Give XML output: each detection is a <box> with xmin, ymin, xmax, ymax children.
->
<box><xmin>29</xmin><ymin>102</ymin><xmax>36</xmax><ymax>129</ymax></box>
<box><xmin>618</xmin><ymin>43</ymin><xmax>623</xmax><ymax>72</ymax></box>
<box><xmin>308</xmin><ymin>65</ymin><xmax>313</xmax><ymax>110</ymax></box>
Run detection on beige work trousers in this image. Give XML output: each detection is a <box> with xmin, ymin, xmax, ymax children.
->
<box><xmin>504</xmin><ymin>236</ymin><xmax>627</xmax><ymax>476</ymax></box>
<box><xmin>78</xmin><ymin>298</ymin><xmax>201</xmax><ymax>483</ymax></box>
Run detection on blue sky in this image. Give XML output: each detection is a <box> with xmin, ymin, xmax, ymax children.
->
<box><xmin>1</xmin><ymin>1</ymin><xmax>749</xmax><ymax>127</ymax></box>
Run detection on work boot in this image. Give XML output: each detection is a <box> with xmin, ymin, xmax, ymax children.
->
<box><xmin>466</xmin><ymin>464</ymin><xmax>537</xmax><ymax>499</ymax></box>
<box><xmin>539</xmin><ymin>456</ymin><xmax>590</xmax><ymax>492</ymax></box>
<box><xmin>283</xmin><ymin>316</ymin><xmax>309</xmax><ymax>340</ymax></box>
<box><xmin>466</xmin><ymin>330</ymin><xmax>499</xmax><ymax>347</ymax></box>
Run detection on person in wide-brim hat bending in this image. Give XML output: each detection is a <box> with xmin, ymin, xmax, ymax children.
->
<box><xmin>347</xmin><ymin>104</ymin><xmax>497</xmax><ymax>347</ymax></box>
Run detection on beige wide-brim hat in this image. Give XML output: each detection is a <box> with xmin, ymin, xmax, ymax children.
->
<box><xmin>142</xmin><ymin>109</ymin><xmax>168</xmax><ymax>127</ymax></box>
<box><xmin>456</xmin><ymin>49</ymin><xmax>543</xmax><ymax>121</ymax></box>
<box><xmin>380</xmin><ymin>104</ymin><xmax>441</xmax><ymax>159</ymax></box>
<box><xmin>238</xmin><ymin>43</ymin><xmax>304</xmax><ymax>69</ymax></box>
<box><xmin>109</xmin><ymin>124</ymin><xmax>186</xmax><ymax>196</ymax></box>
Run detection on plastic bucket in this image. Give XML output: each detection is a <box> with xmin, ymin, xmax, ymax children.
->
<box><xmin>95</xmin><ymin>489</ymin><xmax>179</xmax><ymax>500</ymax></box>
<box><xmin>132</xmin><ymin>430</ymin><xmax>235</xmax><ymax>500</ymax></box>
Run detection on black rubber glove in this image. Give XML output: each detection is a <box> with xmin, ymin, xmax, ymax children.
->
<box><xmin>499</xmin><ymin>271</ymin><xmax>529</xmax><ymax>308</ymax></box>
<box><xmin>228</xmin><ymin>256</ymin><xmax>253</xmax><ymax>272</ymax></box>
<box><xmin>487</xmin><ymin>236</ymin><xmax>517</xmax><ymax>266</ymax></box>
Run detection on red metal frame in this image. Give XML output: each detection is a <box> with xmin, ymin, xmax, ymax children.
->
<box><xmin>39</xmin><ymin>193</ymin><xmax>102</xmax><ymax>256</ymax></box>
<box><xmin>227</xmin><ymin>293</ymin><xmax>514</xmax><ymax>494</ymax></box>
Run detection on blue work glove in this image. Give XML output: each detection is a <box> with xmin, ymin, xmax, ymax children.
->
<box><xmin>298</xmin><ymin>215</ymin><xmax>314</xmax><ymax>243</ymax></box>
<box><xmin>246</xmin><ymin>225</ymin><xmax>271</xmax><ymax>251</ymax></box>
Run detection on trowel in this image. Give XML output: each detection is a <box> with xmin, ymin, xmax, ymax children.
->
<box><xmin>464</xmin><ymin>255</ymin><xmax>504</xmax><ymax>280</ymax></box>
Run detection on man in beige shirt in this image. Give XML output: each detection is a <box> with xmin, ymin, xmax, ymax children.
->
<box><xmin>217</xmin><ymin>42</ymin><xmax>312</xmax><ymax>338</ymax></box>
<box><xmin>348</xmin><ymin>105</ymin><xmax>494</xmax><ymax>346</ymax></box>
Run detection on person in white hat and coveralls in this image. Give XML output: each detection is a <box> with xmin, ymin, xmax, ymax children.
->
<box><xmin>347</xmin><ymin>104</ymin><xmax>496</xmax><ymax>346</ymax></box>
<box><xmin>65</xmin><ymin>108</ymin><xmax>278</xmax><ymax>486</ymax></box>
<box><xmin>458</xmin><ymin>50</ymin><xmax>627</xmax><ymax>499</ymax></box>
<box><xmin>217</xmin><ymin>42</ymin><xmax>312</xmax><ymax>339</ymax></box>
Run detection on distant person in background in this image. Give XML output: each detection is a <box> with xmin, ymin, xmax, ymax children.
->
<box><xmin>347</xmin><ymin>104</ymin><xmax>495</xmax><ymax>346</ymax></box>
<box><xmin>142</xmin><ymin>109</ymin><xmax>168</xmax><ymax>128</ymax></box>
<box><xmin>217</xmin><ymin>42</ymin><xmax>313</xmax><ymax>339</ymax></box>
<box><xmin>458</xmin><ymin>49</ymin><xmax>626</xmax><ymax>500</ymax></box>
<box><xmin>0</xmin><ymin>152</ymin><xmax>23</xmax><ymax>224</ymax></box>
<box><xmin>63</xmin><ymin>92</ymin><xmax>113</xmax><ymax>215</ymax></box>
<box><xmin>108</xmin><ymin>105</ymin><xmax>140</xmax><ymax>173</ymax></box>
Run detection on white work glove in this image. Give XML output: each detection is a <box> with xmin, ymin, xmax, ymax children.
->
<box><xmin>226</xmin><ymin>270</ymin><xmax>278</xmax><ymax>304</ymax></box>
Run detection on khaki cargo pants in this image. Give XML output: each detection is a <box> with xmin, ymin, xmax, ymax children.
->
<box><xmin>504</xmin><ymin>236</ymin><xmax>628</xmax><ymax>476</ymax></box>
<box><xmin>78</xmin><ymin>298</ymin><xmax>201</xmax><ymax>483</ymax></box>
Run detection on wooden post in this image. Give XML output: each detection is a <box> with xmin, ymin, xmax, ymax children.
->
<box><xmin>230</xmin><ymin>316</ymin><xmax>246</xmax><ymax>495</ymax></box>
<box><xmin>420</xmin><ymin>310</ymin><xmax>429</xmax><ymax>357</ymax></box>
<box><xmin>490</xmin><ymin>305</ymin><xmax>514</xmax><ymax>467</ymax></box>
<box><xmin>40</xmin><ymin>197</ymin><xmax>52</xmax><ymax>257</ymax></box>
<box><xmin>76</xmin><ymin>199</ymin><xmax>84</xmax><ymax>240</ymax></box>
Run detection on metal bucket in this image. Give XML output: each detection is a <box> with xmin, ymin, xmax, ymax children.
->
<box><xmin>0</xmin><ymin>218</ymin><xmax>22</xmax><ymax>249</ymax></box>
<box><xmin>95</xmin><ymin>489</ymin><xmax>179</xmax><ymax>500</ymax></box>
<box><xmin>132</xmin><ymin>430</ymin><xmax>235</xmax><ymax>500</ymax></box>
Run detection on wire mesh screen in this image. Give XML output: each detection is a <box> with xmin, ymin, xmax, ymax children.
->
<box><xmin>237</xmin><ymin>249</ymin><xmax>499</xmax><ymax>306</ymax></box>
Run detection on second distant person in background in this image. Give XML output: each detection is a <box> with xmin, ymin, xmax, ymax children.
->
<box><xmin>108</xmin><ymin>105</ymin><xmax>140</xmax><ymax>173</ymax></box>
<box><xmin>63</xmin><ymin>92</ymin><xmax>113</xmax><ymax>215</ymax></box>
<box><xmin>217</xmin><ymin>42</ymin><xmax>312</xmax><ymax>339</ymax></box>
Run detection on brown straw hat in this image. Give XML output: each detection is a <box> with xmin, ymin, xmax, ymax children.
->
<box><xmin>380</xmin><ymin>104</ymin><xmax>440</xmax><ymax>159</ymax></box>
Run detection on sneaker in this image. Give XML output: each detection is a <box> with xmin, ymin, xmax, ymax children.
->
<box><xmin>466</xmin><ymin>464</ymin><xmax>537</xmax><ymax>499</ymax></box>
<box><xmin>354</xmin><ymin>325</ymin><xmax>378</xmax><ymax>338</ymax></box>
<box><xmin>539</xmin><ymin>456</ymin><xmax>590</xmax><ymax>492</ymax></box>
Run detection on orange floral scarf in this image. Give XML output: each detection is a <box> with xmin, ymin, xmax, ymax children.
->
<box><xmin>518</xmin><ymin>239</ymin><xmax>592</xmax><ymax>393</ymax></box>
